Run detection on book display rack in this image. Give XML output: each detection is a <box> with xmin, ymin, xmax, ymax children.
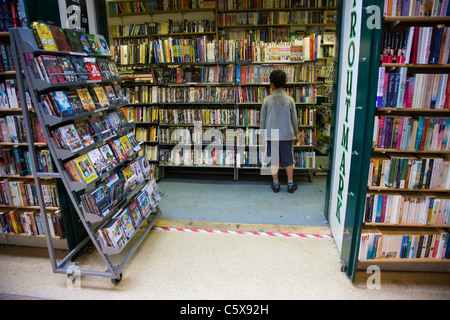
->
<box><xmin>9</xmin><ymin>26</ymin><xmax>164</xmax><ymax>283</ymax></box>
<box><xmin>358</xmin><ymin>10</ymin><xmax>450</xmax><ymax>271</ymax></box>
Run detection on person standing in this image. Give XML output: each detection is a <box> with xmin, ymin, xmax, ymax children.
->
<box><xmin>260</xmin><ymin>69</ymin><xmax>298</xmax><ymax>193</ymax></box>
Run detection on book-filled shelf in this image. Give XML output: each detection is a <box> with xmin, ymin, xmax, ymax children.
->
<box><xmin>359</xmin><ymin>11</ymin><xmax>450</xmax><ymax>270</ymax></box>
<box><xmin>111</xmin><ymin>35</ymin><xmax>322</xmax><ymax>180</ymax></box>
<box><xmin>9</xmin><ymin>22</ymin><xmax>164</xmax><ymax>283</ymax></box>
<box><xmin>107</xmin><ymin>1</ymin><xmax>338</xmax><ymax>181</ymax></box>
<box><xmin>0</xmin><ymin>9</ymin><xmax>69</xmax><ymax>248</ymax></box>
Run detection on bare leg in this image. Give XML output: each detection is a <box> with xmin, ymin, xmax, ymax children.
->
<box><xmin>285</xmin><ymin>165</ymin><xmax>293</xmax><ymax>182</ymax></box>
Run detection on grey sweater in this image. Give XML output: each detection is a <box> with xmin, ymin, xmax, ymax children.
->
<box><xmin>260</xmin><ymin>89</ymin><xmax>298</xmax><ymax>141</ymax></box>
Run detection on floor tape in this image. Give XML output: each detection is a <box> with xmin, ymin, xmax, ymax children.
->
<box><xmin>152</xmin><ymin>226</ymin><xmax>333</xmax><ymax>239</ymax></box>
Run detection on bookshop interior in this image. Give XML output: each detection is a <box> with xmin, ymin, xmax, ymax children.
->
<box><xmin>0</xmin><ymin>0</ymin><xmax>449</xmax><ymax>296</ymax></box>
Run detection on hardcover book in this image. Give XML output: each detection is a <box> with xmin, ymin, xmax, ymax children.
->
<box><xmin>40</xmin><ymin>55</ymin><xmax>65</xmax><ymax>83</ymax></box>
<box><xmin>70</xmin><ymin>154</ymin><xmax>98</xmax><ymax>184</ymax></box>
<box><xmin>63</xmin><ymin>29</ymin><xmax>85</xmax><ymax>53</ymax></box>
<box><xmin>83</xmin><ymin>57</ymin><xmax>102</xmax><ymax>80</ymax></box>
<box><xmin>58</xmin><ymin>57</ymin><xmax>77</xmax><ymax>82</ymax></box>
<box><xmin>50</xmin><ymin>91</ymin><xmax>73</xmax><ymax>117</ymax></box>
<box><xmin>70</xmin><ymin>57</ymin><xmax>90</xmax><ymax>82</ymax></box>
<box><xmin>92</xmin><ymin>86</ymin><xmax>110</xmax><ymax>108</ymax></box>
<box><xmin>32</xmin><ymin>22</ymin><xmax>58</xmax><ymax>51</ymax></box>
<box><xmin>99</xmin><ymin>144</ymin><xmax>119</xmax><ymax>169</ymax></box>
<box><xmin>95</xmin><ymin>34</ymin><xmax>111</xmax><ymax>55</ymax></box>
<box><xmin>74</xmin><ymin>120</ymin><xmax>95</xmax><ymax>146</ymax></box>
<box><xmin>57</xmin><ymin>123</ymin><xmax>83</xmax><ymax>152</ymax></box>
<box><xmin>87</xmin><ymin>148</ymin><xmax>108</xmax><ymax>174</ymax></box>
<box><xmin>49</xmin><ymin>25</ymin><xmax>71</xmax><ymax>52</ymax></box>
<box><xmin>76</xmin><ymin>88</ymin><xmax>96</xmax><ymax>111</ymax></box>
<box><xmin>119</xmin><ymin>209</ymin><xmax>135</xmax><ymax>238</ymax></box>
<box><xmin>86</xmin><ymin>34</ymin><xmax>100</xmax><ymax>54</ymax></box>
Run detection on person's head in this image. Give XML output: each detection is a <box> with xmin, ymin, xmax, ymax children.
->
<box><xmin>270</xmin><ymin>69</ymin><xmax>287</xmax><ymax>89</ymax></box>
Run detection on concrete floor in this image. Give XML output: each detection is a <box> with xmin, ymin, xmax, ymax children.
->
<box><xmin>156</xmin><ymin>175</ymin><xmax>329</xmax><ymax>226</ymax></box>
<box><xmin>0</xmin><ymin>175</ymin><xmax>449</xmax><ymax>301</ymax></box>
<box><xmin>0</xmin><ymin>228</ymin><xmax>449</xmax><ymax>300</ymax></box>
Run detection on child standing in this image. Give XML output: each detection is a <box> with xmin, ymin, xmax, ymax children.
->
<box><xmin>260</xmin><ymin>69</ymin><xmax>298</xmax><ymax>193</ymax></box>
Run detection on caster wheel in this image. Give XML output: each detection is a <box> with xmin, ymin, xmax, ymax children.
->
<box><xmin>84</xmin><ymin>245</ymin><xmax>93</xmax><ymax>254</ymax></box>
<box><xmin>111</xmin><ymin>273</ymin><xmax>123</xmax><ymax>285</ymax></box>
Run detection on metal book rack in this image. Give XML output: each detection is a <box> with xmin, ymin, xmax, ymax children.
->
<box><xmin>9</xmin><ymin>27</ymin><xmax>162</xmax><ymax>284</ymax></box>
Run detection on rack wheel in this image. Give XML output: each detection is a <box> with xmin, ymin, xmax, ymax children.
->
<box><xmin>84</xmin><ymin>245</ymin><xmax>93</xmax><ymax>254</ymax></box>
<box><xmin>111</xmin><ymin>273</ymin><xmax>123</xmax><ymax>285</ymax></box>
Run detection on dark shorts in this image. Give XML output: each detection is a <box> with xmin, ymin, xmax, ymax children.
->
<box><xmin>266</xmin><ymin>140</ymin><xmax>294</xmax><ymax>167</ymax></box>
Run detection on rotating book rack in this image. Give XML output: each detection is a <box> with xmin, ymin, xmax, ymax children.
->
<box><xmin>9</xmin><ymin>27</ymin><xmax>164</xmax><ymax>284</ymax></box>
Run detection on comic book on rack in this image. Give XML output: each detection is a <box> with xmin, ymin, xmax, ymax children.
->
<box><xmin>87</xmin><ymin>148</ymin><xmax>108</xmax><ymax>174</ymax></box>
<box><xmin>74</xmin><ymin>120</ymin><xmax>95</xmax><ymax>146</ymax></box>
<box><xmin>56</xmin><ymin>123</ymin><xmax>83</xmax><ymax>152</ymax></box>
<box><xmin>49</xmin><ymin>91</ymin><xmax>73</xmax><ymax>117</ymax></box>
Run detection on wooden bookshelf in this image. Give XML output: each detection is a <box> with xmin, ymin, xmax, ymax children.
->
<box><xmin>359</xmin><ymin>11</ymin><xmax>450</xmax><ymax>270</ymax></box>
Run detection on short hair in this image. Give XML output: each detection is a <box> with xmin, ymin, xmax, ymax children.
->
<box><xmin>270</xmin><ymin>69</ymin><xmax>287</xmax><ymax>89</ymax></box>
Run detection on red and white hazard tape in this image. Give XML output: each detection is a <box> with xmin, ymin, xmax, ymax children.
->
<box><xmin>152</xmin><ymin>226</ymin><xmax>332</xmax><ymax>239</ymax></box>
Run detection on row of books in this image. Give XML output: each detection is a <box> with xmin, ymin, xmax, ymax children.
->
<box><xmin>217</xmin><ymin>10</ymin><xmax>333</xmax><ymax>26</ymax></box>
<box><xmin>236</xmin><ymin>64</ymin><xmax>317</xmax><ymax>83</ymax></box>
<box><xmin>148</xmin><ymin>37</ymin><xmax>323</xmax><ymax>64</ymax></box>
<box><xmin>113</xmin><ymin>38</ymin><xmax>154</xmax><ymax>66</ymax></box>
<box><xmin>0</xmin><ymin>0</ymin><xmax>25</xmax><ymax>32</ymax></box>
<box><xmin>0</xmin><ymin>115</ymin><xmax>45</xmax><ymax>144</ymax></box>
<box><xmin>236</xmin><ymin>149</ymin><xmax>315</xmax><ymax>168</ymax></box>
<box><xmin>109</xmin><ymin>0</ymin><xmax>213</xmax><ymax>14</ymax></box>
<box><xmin>122</xmin><ymin>105</ymin><xmax>159</xmax><ymax>123</ymax></box>
<box><xmin>236</xmin><ymin>149</ymin><xmax>267</xmax><ymax>168</ymax></box>
<box><xmin>157</xmin><ymin>86</ymin><xmax>235</xmax><ymax>103</ymax></box>
<box><xmin>298</xmin><ymin>107</ymin><xmax>315</xmax><ymax>126</ymax></box>
<box><xmin>111</xmin><ymin>19</ymin><xmax>216</xmax><ymax>37</ymax></box>
<box><xmin>135</xmin><ymin>126</ymin><xmax>158</xmax><ymax>142</ymax></box>
<box><xmin>98</xmin><ymin>180</ymin><xmax>163</xmax><ymax>251</ymax></box>
<box><xmin>384</xmin><ymin>0</ymin><xmax>450</xmax><ymax>17</ymax></box>
<box><xmin>359</xmin><ymin>228</ymin><xmax>449</xmax><ymax>260</ymax></box>
<box><xmin>376</xmin><ymin>69</ymin><xmax>449</xmax><ymax>109</ymax></box>
<box><xmin>295</xmin><ymin>128</ymin><xmax>315</xmax><ymax>146</ymax></box>
<box><xmin>217</xmin><ymin>0</ymin><xmax>336</xmax><ymax>10</ymax></box>
<box><xmin>29</xmin><ymin>54</ymin><xmax>120</xmax><ymax>85</ymax></box>
<box><xmin>368</xmin><ymin>154</ymin><xmax>450</xmax><ymax>190</ymax></box>
<box><xmin>51</xmin><ymin>110</ymin><xmax>130</xmax><ymax>153</ymax></box>
<box><xmin>0</xmin><ymin>42</ymin><xmax>14</xmax><ymax>72</ymax></box>
<box><xmin>40</xmin><ymin>85</ymin><xmax>126</xmax><ymax>118</ymax></box>
<box><xmin>380</xmin><ymin>27</ymin><xmax>450</xmax><ymax>65</ymax></box>
<box><xmin>286</xmin><ymin>86</ymin><xmax>317</xmax><ymax>103</ymax></box>
<box><xmin>0</xmin><ymin>80</ymin><xmax>26</xmax><ymax>109</ymax></box>
<box><xmin>31</xmin><ymin>22</ymin><xmax>111</xmax><ymax>55</ymax></box>
<box><xmin>159</xmin><ymin>108</ymin><xmax>236</xmax><ymax>126</ymax></box>
<box><xmin>237</xmin><ymin>108</ymin><xmax>260</xmax><ymax>126</ymax></box>
<box><xmin>0</xmin><ymin>210</ymin><xmax>65</xmax><ymax>239</ymax></box>
<box><xmin>293</xmin><ymin>150</ymin><xmax>315</xmax><ymax>168</ymax></box>
<box><xmin>120</xmin><ymin>84</ymin><xmax>316</xmax><ymax>105</ymax></box>
<box><xmin>123</xmin><ymin>85</ymin><xmax>157</xmax><ymax>104</ymax></box>
<box><xmin>0</xmin><ymin>147</ymin><xmax>54</xmax><ymax>177</ymax></box>
<box><xmin>236</xmin><ymin>128</ymin><xmax>265</xmax><ymax>146</ymax></box>
<box><xmin>372</xmin><ymin>116</ymin><xmax>450</xmax><ymax>151</ymax></box>
<box><xmin>0</xmin><ymin>179</ymin><xmax>59</xmax><ymax>208</ymax></box>
<box><xmin>156</xmin><ymin>65</ymin><xmax>236</xmax><ymax>84</ymax></box>
<box><xmin>364</xmin><ymin>194</ymin><xmax>450</xmax><ymax>225</ymax></box>
<box><xmin>159</xmin><ymin>127</ymin><xmax>235</xmax><ymax>145</ymax></box>
<box><xmin>81</xmin><ymin>155</ymin><xmax>155</xmax><ymax>218</ymax></box>
<box><xmin>236</xmin><ymin>86</ymin><xmax>270</xmax><ymax>103</ymax></box>
<box><xmin>160</xmin><ymin>148</ymin><xmax>236</xmax><ymax>166</ymax></box>
<box><xmin>64</xmin><ymin>131</ymin><xmax>142</xmax><ymax>185</ymax></box>
<box><xmin>144</xmin><ymin>145</ymin><xmax>159</xmax><ymax>161</ymax></box>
